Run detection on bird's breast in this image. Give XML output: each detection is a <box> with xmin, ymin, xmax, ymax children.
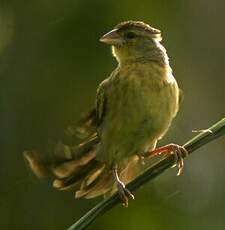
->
<box><xmin>108</xmin><ymin>63</ymin><xmax>179</xmax><ymax>123</ymax></box>
<box><xmin>98</xmin><ymin>63</ymin><xmax>179</xmax><ymax>164</ymax></box>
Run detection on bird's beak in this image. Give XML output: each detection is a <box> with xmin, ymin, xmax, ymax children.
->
<box><xmin>99</xmin><ymin>29</ymin><xmax>124</xmax><ymax>45</ymax></box>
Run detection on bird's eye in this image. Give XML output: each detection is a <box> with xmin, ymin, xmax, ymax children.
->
<box><xmin>125</xmin><ymin>32</ymin><xmax>136</xmax><ymax>39</ymax></box>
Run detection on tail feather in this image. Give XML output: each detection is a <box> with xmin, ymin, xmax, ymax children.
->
<box><xmin>80</xmin><ymin>164</ymin><xmax>106</xmax><ymax>189</ymax></box>
<box><xmin>52</xmin><ymin>149</ymin><xmax>96</xmax><ymax>179</ymax></box>
<box><xmin>53</xmin><ymin>178</ymin><xmax>80</xmax><ymax>191</ymax></box>
<box><xmin>23</xmin><ymin>151</ymin><xmax>50</xmax><ymax>178</ymax></box>
<box><xmin>52</xmin><ymin>159</ymin><xmax>100</xmax><ymax>190</ymax></box>
<box><xmin>24</xmin><ymin>136</ymin><xmax>112</xmax><ymax>197</ymax></box>
<box><xmin>24</xmin><ymin>136</ymin><xmax>144</xmax><ymax>199</ymax></box>
<box><xmin>76</xmin><ymin>170</ymin><xmax>114</xmax><ymax>199</ymax></box>
<box><xmin>76</xmin><ymin>155</ymin><xmax>141</xmax><ymax>199</ymax></box>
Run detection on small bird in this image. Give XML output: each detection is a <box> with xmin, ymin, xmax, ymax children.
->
<box><xmin>24</xmin><ymin>21</ymin><xmax>187</xmax><ymax>207</ymax></box>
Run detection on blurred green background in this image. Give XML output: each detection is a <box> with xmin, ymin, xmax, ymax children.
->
<box><xmin>1</xmin><ymin>0</ymin><xmax>225</xmax><ymax>229</ymax></box>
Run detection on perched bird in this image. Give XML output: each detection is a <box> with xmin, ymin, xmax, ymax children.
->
<box><xmin>24</xmin><ymin>21</ymin><xmax>187</xmax><ymax>207</ymax></box>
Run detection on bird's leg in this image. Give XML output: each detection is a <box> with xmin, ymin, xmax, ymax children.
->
<box><xmin>112</xmin><ymin>165</ymin><xmax>134</xmax><ymax>207</ymax></box>
<box><xmin>144</xmin><ymin>144</ymin><xmax>188</xmax><ymax>176</ymax></box>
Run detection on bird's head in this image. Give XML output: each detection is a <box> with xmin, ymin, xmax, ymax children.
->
<box><xmin>100</xmin><ymin>21</ymin><xmax>165</xmax><ymax>65</ymax></box>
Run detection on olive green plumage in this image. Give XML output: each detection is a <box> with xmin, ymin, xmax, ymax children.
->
<box><xmin>24</xmin><ymin>21</ymin><xmax>182</xmax><ymax>199</ymax></box>
<box><xmin>96</xmin><ymin>21</ymin><xmax>179</xmax><ymax>164</ymax></box>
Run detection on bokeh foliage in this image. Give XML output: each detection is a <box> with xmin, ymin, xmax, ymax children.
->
<box><xmin>0</xmin><ymin>0</ymin><xmax>225</xmax><ymax>229</ymax></box>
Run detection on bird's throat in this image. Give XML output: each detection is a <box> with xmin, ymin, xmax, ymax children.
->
<box><xmin>112</xmin><ymin>42</ymin><xmax>169</xmax><ymax>67</ymax></box>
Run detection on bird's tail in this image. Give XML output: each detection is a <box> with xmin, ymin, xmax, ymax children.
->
<box><xmin>24</xmin><ymin>135</ymin><xmax>141</xmax><ymax>199</ymax></box>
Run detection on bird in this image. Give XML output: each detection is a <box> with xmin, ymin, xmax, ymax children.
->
<box><xmin>24</xmin><ymin>21</ymin><xmax>187</xmax><ymax>207</ymax></box>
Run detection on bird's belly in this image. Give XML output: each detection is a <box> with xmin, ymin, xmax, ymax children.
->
<box><xmin>97</xmin><ymin>78</ymin><xmax>178</xmax><ymax>165</ymax></box>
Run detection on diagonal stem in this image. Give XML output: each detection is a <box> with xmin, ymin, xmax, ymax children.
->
<box><xmin>66</xmin><ymin>118</ymin><xmax>225</xmax><ymax>230</ymax></box>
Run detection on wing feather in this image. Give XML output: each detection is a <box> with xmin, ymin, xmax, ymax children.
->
<box><xmin>96</xmin><ymin>82</ymin><xmax>107</xmax><ymax>126</ymax></box>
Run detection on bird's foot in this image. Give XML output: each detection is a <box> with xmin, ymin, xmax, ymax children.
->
<box><xmin>145</xmin><ymin>144</ymin><xmax>188</xmax><ymax>176</ymax></box>
<box><xmin>112</xmin><ymin>167</ymin><xmax>134</xmax><ymax>207</ymax></box>
<box><xmin>116</xmin><ymin>180</ymin><xmax>134</xmax><ymax>207</ymax></box>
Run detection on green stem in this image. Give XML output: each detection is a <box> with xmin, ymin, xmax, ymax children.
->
<box><xmin>67</xmin><ymin>118</ymin><xmax>225</xmax><ymax>230</ymax></box>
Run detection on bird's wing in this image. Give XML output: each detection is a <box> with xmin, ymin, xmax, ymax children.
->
<box><xmin>64</xmin><ymin>108</ymin><xmax>98</xmax><ymax>139</ymax></box>
<box><xmin>64</xmin><ymin>80</ymin><xmax>108</xmax><ymax>139</ymax></box>
<box><xmin>24</xmin><ymin>80</ymin><xmax>111</xmax><ymax>196</ymax></box>
<box><xmin>96</xmin><ymin>81</ymin><xmax>108</xmax><ymax>126</ymax></box>
<box><xmin>178</xmin><ymin>88</ymin><xmax>184</xmax><ymax>107</ymax></box>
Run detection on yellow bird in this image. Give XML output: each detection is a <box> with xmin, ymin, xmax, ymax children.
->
<box><xmin>24</xmin><ymin>21</ymin><xmax>187</xmax><ymax>207</ymax></box>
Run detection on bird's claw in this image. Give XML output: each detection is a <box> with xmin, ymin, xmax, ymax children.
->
<box><xmin>116</xmin><ymin>180</ymin><xmax>134</xmax><ymax>207</ymax></box>
<box><xmin>113</xmin><ymin>166</ymin><xmax>134</xmax><ymax>207</ymax></box>
<box><xmin>147</xmin><ymin>143</ymin><xmax>188</xmax><ymax>176</ymax></box>
<box><xmin>168</xmin><ymin>144</ymin><xmax>188</xmax><ymax>176</ymax></box>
